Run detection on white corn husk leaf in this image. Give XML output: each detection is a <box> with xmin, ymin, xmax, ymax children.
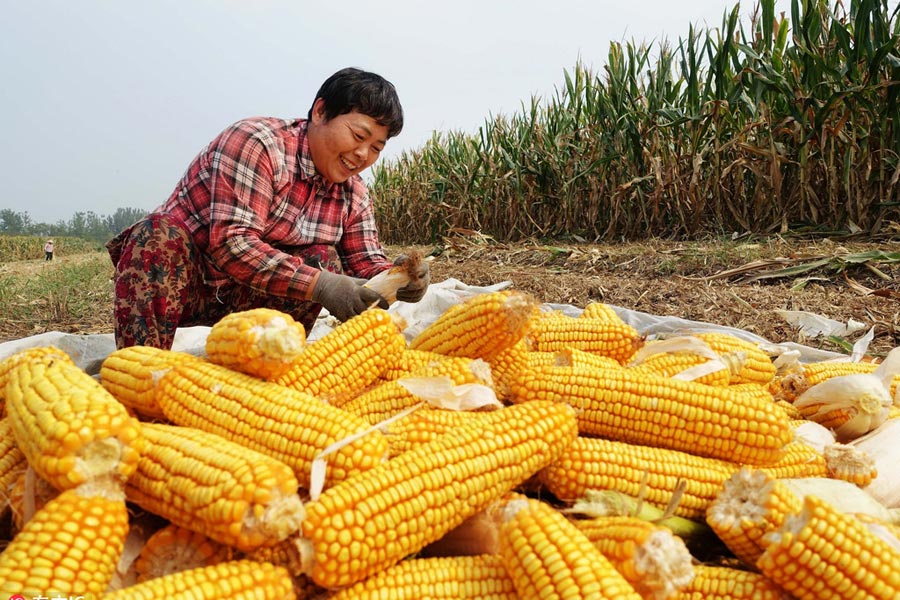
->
<box><xmin>780</xmin><ymin>477</ymin><xmax>897</xmax><ymax>524</ymax></box>
<box><xmin>364</xmin><ymin>268</ymin><xmax>412</xmax><ymax>304</ymax></box>
<box><xmin>793</xmin><ymin>373</ymin><xmax>891</xmax><ymax>441</ymax></box>
<box><xmin>872</xmin><ymin>347</ymin><xmax>900</xmax><ymax>401</ymax></box>
<box><xmin>775</xmin><ymin>310</ymin><xmax>868</xmax><ymax>338</ymax></box>
<box><xmin>671</xmin><ymin>357</ymin><xmax>729</xmax><ymax>382</ymax></box>
<box><xmin>627</xmin><ymin>335</ymin><xmax>720</xmax><ymax>366</ymax></box>
<box><xmin>852</xmin><ymin>418</ymin><xmax>900</xmax><ymax>509</ymax></box>
<box><xmin>397</xmin><ymin>376</ymin><xmax>502</xmax><ymax>411</ymax></box>
<box><xmin>792</xmin><ymin>420</ymin><xmax>837</xmax><ymax>454</ymax></box>
<box><xmin>770</xmin><ymin>347</ymin><xmax>803</xmax><ymax>376</ymax></box>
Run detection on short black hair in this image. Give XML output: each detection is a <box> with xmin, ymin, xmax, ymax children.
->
<box><xmin>308</xmin><ymin>67</ymin><xmax>404</xmax><ymax>138</ymax></box>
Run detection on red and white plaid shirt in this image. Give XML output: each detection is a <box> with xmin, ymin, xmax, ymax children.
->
<box><xmin>156</xmin><ymin>117</ymin><xmax>392</xmax><ymax>300</ymax></box>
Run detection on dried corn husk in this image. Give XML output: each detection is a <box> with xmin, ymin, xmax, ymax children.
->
<box><xmin>780</xmin><ymin>477</ymin><xmax>900</xmax><ymax>524</ymax></box>
<box><xmin>793</xmin><ymin>373</ymin><xmax>891</xmax><ymax>441</ymax></box>
<box><xmin>852</xmin><ymin>417</ymin><xmax>900</xmax><ymax>508</ymax></box>
<box><xmin>364</xmin><ymin>252</ymin><xmax>432</xmax><ymax>303</ymax></box>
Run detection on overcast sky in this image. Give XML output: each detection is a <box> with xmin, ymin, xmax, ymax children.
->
<box><xmin>1</xmin><ymin>0</ymin><xmax>799</xmax><ymax>225</ymax></box>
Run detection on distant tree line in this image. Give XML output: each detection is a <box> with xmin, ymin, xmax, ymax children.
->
<box><xmin>0</xmin><ymin>207</ymin><xmax>147</xmax><ymax>244</ymax></box>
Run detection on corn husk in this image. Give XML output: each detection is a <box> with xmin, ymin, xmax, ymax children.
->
<box><xmin>852</xmin><ymin>417</ymin><xmax>900</xmax><ymax>508</ymax></box>
<box><xmin>396</xmin><ymin>376</ymin><xmax>502</xmax><ymax>411</ymax></box>
<box><xmin>793</xmin><ymin>372</ymin><xmax>892</xmax><ymax>441</ymax></box>
<box><xmin>792</xmin><ymin>420</ymin><xmax>836</xmax><ymax>453</ymax></box>
<box><xmin>364</xmin><ymin>252</ymin><xmax>431</xmax><ymax>303</ymax></box>
<box><xmin>780</xmin><ymin>477</ymin><xmax>899</xmax><ymax>523</ymax></box>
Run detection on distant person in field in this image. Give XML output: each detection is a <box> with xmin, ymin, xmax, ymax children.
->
<box><xmin>106</xmin><ymin>67</ymin><xmax>429</xmax><ymax>350</ymax></box>
<box><xmin>43</xmin><ymin>240</ymin><xmax>54</xmax><ymax>261</ymax></box>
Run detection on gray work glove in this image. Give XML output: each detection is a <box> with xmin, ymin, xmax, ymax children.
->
<box><xmin>393</xmin><ymin>254</ymin><xmax>431</xmax><ymax>303</ymax></box>
<box><xmin>311</xmin><ymin>270</ymin><xmax>388</xmax><ymax>322</ymax></box>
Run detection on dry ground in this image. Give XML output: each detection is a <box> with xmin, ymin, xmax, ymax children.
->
<box><xmin>2</xmin><ymin>236</ymin><xmax>898</xmax><ymax>356</ymax></box>
<box><xmin>395</xmin><ymin>235</ymin><xmax>900</xmax><ymax>357</ymax></box>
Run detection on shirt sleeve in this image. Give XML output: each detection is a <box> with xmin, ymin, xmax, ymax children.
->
<box><xmin>205</xmin><ymin>125</ymin><xmax>319</xmax><ymax>299</ymax></box>
<box><xmin>338</xmin><ymin>180</ymin><xmax>394</xmax><ymax>279</ymax></box>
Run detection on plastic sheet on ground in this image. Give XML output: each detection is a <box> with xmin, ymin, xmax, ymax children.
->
<box><xmin>0</xmin><ymin>277</ymin><xmax>848</xmax><ymax>375</ymax></box>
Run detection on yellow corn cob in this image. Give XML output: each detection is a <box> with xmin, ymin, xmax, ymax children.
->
<box><xmin>102</xmin><ymin>559</ymin><xmax>296</xmax><ymax>600</ymax></box>
<box><xmin>513</xmin><ymin>365</ymin><xmax>792</xmax><ymax>464</ymax></box>
<box><xmin>341</xmin><ymin>356</ymin><xmax>493</xmax><ymax>422</ymax></box>
<box><xmin>0</xmin><ymin>417</ymin><xmax>26</xmax><ymax>513</ymax></box>
<box><xmin>539</xmin><ymin>435</ymin><xmax>738</xmax><ymax>521</ymax></box>
<box><xmin>298</xmin><ymin>400</ymin><xmax>578</xmax><ymax>589</ymax></box>
<box><xmin>727</xmin><ymin>382</ymin><xmax>776</xmax><ymax>402</ymax></box>
<box><xmin>156</xmin><ymin>360</ymin><xmax>388</xmax><ymax>489</ymax></box>
<box><xmin>5</xmin><ymin>353</ymin><xmax>145</xmax><ymax>490</ymax></box>
<box><xmin>7</xmin><ymin>467</ymin><xmax>59</xmax><ymax>531</ymax></box>
<box><xmin>571</xmin><ymin>515</ymin><xmax>695</xmax><ymax>600</ymax></box>
<box><xmin>274</xmin><ymin>308</ymin><xmax>407</xmax><ymax>401</ymax></box>
<box><xmin>755</xmin><ymin>440</ymin><xmax>827</xmax><ymax>479</ymax></box>
<box><xmin>580</xmin><ymin>301</ymin><xmax>624</xmax><ymax>322</ymax></box>
<box><xmin>705</xmin><ymin>467</ymin><xmax>802</xmax><ymax>566</ymax></box>
<box><xmin>527</xmin><ymin>315</ymin><xmax>644</xmax><ymax>363</ymax></box>
<box><xmin>694</xmin><ymin>332</ymin><xmax>776</xmax><ymax>385</ymax></box>
<box><xmin>553</xmin><ymin>346</ymin><xmax>623</xmax><ymax>369</ymax></box>
<box><xmin>135</xmin><ymin>523</ymin><xmax>233</xmax><ymax>583</ymax></box>
<box><xmin>126</xmin><ymin>422</ymin><xmax>305</xmax><ymax>552</ymax></box>
<box><xmin>327</xmin><ymin>555</ymin><xmax>517</xmax><ymax>599</ymax></box>
<box><xmin>776</xmin><ymin>359</ymin><xmax>900</xmax><ymax>402</ymax></box>
<box><xmin>408</xmin><ymin>290</ymin><xmax>539</xmax><ymax>360</ymax></box>
<box><xmin>527</xmin><ymin>349</ymin><xmax>558</xmax><ymax>368</ymax></box>
<box><xmin>100</xmin><ymin>345</ymin><xmax>203</xmax><ymax>420</ymax></box>
<box><xmin>823</xmin><ymin>443</ymin><xmax>878</xmax><ymax>486</ymax></box>
<box><xmin>678</xmin><ymin>564</ymin><xmax>790</xmax><ymax>599</ymax></box>
<box><xmin>496</xmin><ymin>494</ymin><xmax>643</xmax><ymax>600</ymax></box>
<box><xmin>757</xmin><ymin>494</ymin><xmax>900</xmax><ymax>599</ymax></box>
<box><xmin>383</xmin><ymin>406</ymin><xmax>506</xmax><ymax>456</ymax></box>
<box><xmin>205</xmin><ymin>307</ymin><xmax>307</xmax><ymax>380</ymax></box>
<box><xmin>773</xmin><ymin>398</ymin><xmax>804</xmax><ymax>419</ymax></box>
<box><xmin>378</xmin><ymin>348</ymin><xmax>449</xmax><ymax>381</ymax></box>
<box><xmin>486</xmin><ymin>339</ymin><xmax>529</xmax><ymax>401</ymax></box>
<box><xmin>0</xmin><ymin>345</ymin><xmax>74</xmax><ymax>415</ymax></box>
<box><xmin>0</xmin><ymin>478</ymin><xmax>129</xmax><ymax>597</ymax></box>
<box><xmin>629</xmin><ymin>352</ymin><xmax>734</xmax><ymax>387</ymax></box>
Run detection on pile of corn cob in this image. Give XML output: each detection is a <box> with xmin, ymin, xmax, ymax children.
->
<box><xmin>1</xmin><ymin>293</ymin><xmax>899</xmax><ymax>599</ymax></box>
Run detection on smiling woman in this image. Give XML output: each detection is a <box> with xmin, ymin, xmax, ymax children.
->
<box><xmin>103</xmin><ymin>67</ymin><xmax>430</xmax><ymax>351</ymax></box>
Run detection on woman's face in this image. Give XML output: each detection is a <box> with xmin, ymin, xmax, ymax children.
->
<box><xmin>307</xmin><ymin>98</ymin><xmax>389</xmax><ymax>184</ymax></box>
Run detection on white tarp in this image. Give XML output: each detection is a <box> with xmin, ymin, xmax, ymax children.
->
<box><xmin>0</xmin><ymin>277</ymin><xmax>850</xmax><ymax>374</ymax></box>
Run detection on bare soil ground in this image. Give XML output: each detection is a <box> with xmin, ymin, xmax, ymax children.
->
<box><xmin>395</xmin><ymin>235</ymin><xmax>900</xmax><ymax>357</ymax></box>
<box><xmin>3</xmin><ymin>237</ymin><xmax>898</xmax><ymax>356</ymax></box>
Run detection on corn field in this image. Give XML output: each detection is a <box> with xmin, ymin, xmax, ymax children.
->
<box><xmin>370</xmin><ymin>0</ymin><xmax>900</xmax><ymax>243</ymax></box>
